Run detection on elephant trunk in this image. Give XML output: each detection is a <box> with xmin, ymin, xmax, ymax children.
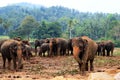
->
<box><xmin>17</xmin><ymin>46</ymin><xmax>23</xmax><ymax>69</ymax></box>
<box><xmin>73</xmin><ymin>46</ymin><xmax>82</xmax><ymax>64</ymax></box>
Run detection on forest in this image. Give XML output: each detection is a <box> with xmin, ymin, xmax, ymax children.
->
<box><xmin>0</xmin><ymin>3</ymin><xmax>120</xmax><ymax>46</ymax></box>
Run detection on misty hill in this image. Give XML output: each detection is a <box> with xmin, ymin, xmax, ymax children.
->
<box><xmin>0</xmin><ymin>2</ymin><xmax>81</xmax><ymax>21</ymax></box>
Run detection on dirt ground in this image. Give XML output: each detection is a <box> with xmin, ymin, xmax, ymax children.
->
<box><xmin>0</xmin><ymin>53</ymin><xmax>120</xmax><ymax>80</ymax></box>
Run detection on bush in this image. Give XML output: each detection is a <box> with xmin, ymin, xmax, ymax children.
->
<box><xmin>114</xmin><ymin>40</ymin><xmax>120</xmax><ymax>47</ymax></box>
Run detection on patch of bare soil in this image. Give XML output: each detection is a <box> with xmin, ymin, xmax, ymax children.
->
<box><xmin>0</xmin><ymin>55</ymin><xmax>120</xmax><ymax>80</ymax></box>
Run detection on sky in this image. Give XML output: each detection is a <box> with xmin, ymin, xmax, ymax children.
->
<box><xmin>0</xmin><ymin>0</ymin><xmax>120</xmax><ymax>14</ymax></box>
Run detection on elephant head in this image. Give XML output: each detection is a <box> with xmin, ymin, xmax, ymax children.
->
<box><xmin>72</xmin><ymin>37</ymin><xmax>88</xmax><ymax>63</ymax></box>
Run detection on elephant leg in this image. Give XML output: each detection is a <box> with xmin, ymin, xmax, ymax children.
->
<box><xmin>47</xmin><ymin>51</ymin><xmax>49</xmax><ymax>57</ymax></box>
<box><xmin>81</xmin><ymin>63</ymin><xmax>86</xmax><ymax>75</ymax></box>
<box><xmin>107</xmin><ymin>50</ymin><xmax>110</xmax><ymax>56</ymax></box>
<box><xmin>103</xmin><ymin>49</ymin><xmax>105</xmax><ymax>56</ymax></box>
<box><xmin>35</xmin><ymin>46</ymin><xmax>37</xmax><ymax>56</ymax></box>
<box><xmin>85</xmin><ymin>62</ymin><xmax>88</xmax><ymax>71</ymax></box>
<box><xmin>63</xmin><ymin>49</ymin><xmax>66</xmax><ymax>56</ymax></box>
<box><xmin>67</xmin><ymin>49</ymin><xmax>69</xmax><ymax>55</ymax></box>
<box><xmin>2</xmin><ymin>57</ymin><xmax>6</xmax><ymax>69</ymax></box>
<box><xmin>90</xmin><ymin>59</ymin><xmax>94</xmax><ymax>71</ymax></box>
<box><xmin>111</xmin><ymin>49</ymin><xmax>113</xmax><ymax>56</ymax></box>
<box><xmin>43</xmin><ymin>52</ymin><xmax>45</xmax><ymax>57</ymax></box>
<box><xmin>13</xmin><ymin>57</ymin><xmax>17</xmax><ymax>70</ymax></box>
<box><xmin>26</xmin><ymin>51</ymin><xmax>29</xmax><ymax>60</ymax></box>
<box><xmin>71</xmin><ymin>50</ymin><xmax>73</xmax><ymax>55</ymax></box>
<box><xmin>49</xmin><ymin>48</ymin><xmax>53</xmax><ymax>57</ymax></box>
<box><xmin>57</xmin><ymin>47</ymin><xmax>61</xmax><ymax>56</ymax></box>
<box><xmin>39</xmin><ymin>51</ymin><xmax>42</xmax><ymax>57</ymax></box>
<box><xmin>7</xmin><ymin>58</ymin><xmax>11</xmax><ymax>70</ymax></box>
<box><xmin>78</xmin><ymin>63</ymin><xmax>81</xmax><ymax>71</ymax></box>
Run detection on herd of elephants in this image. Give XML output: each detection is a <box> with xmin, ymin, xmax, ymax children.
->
<box><xmin>0</xmin><ymin>36</ymin><xmax>114</xmax><ymax>75</ymax></box>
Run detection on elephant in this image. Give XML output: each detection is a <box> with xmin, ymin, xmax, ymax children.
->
<box><xmin>13</xmin><ymin>37</ymin><xmax>22</xmax><ymax>41</ymax></box>
<box><xmin>72</xmin><ymin>36</ymin><xmax>98</xmax><ymax>75</ymax></box>
<box><xmin>66</xmin><ymin>39</ymin><xmax>73</xmax><ymax>55</ymax></box>
<box><xmin>103</xmin><ymin>40</ymin><xmax>114</xmax><ymax>56</ymax></box>
<box><xmin>96</xmin><ymin>42</ymin><xmax>105</xmax><ymax>56</ymax></box>
<box><xmin>22</xmin><ymin>40</ymin><xmax>30</xmax><ymax>45</ymax></box>
<box><xmin>0</xmin><ymin>39</ymin><xmax>25</xmax><ymax>70</ymax></box>
<box><xmin>49</xmin><ymin>38</ymin><xmax>57</xmax><ymax>56</ymax></box>
<box><xmin>49</xmin><ymin>38</ymin><xmax>68</xmax><ymax>56</ymax></box>
<box><xmin>34</xmin><ymin>39</ymin><xmax>45</xmax><ymax>56</ymax></box>
<box><xmin>0</xmin><ymin>39</ymin><xmax>8</xmax><ymax>52</ymax></box>
<box><xmin>38</xmin><ymin>43</ymin><xmax>50</xmax><ymax>57</ymax></box>
<box><xmin>23</xmin><ymin>44</ymin><xmax>32</xmax><ymax>60</ymax></box>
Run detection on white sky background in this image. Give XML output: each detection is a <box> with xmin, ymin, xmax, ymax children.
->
<box><xmin>0</xmin><ymin>0</ymin><xmax>120</xmax><ymax>13</ymax></box>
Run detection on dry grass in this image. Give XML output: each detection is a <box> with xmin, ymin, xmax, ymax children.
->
<box><xmin>94</xmin><ymin>48</ymin><xmax>120</xmax><ymax>68</ymax></box>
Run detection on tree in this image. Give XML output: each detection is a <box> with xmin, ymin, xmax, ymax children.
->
<box><xmin>47</xmin><ymin>22</ymin><xmax>62</xmax><ymax>37</ymax></box>
<box><xmin>108</xmin><ymin>22</ymin><xmax>120</xmax><ymax>40</ymax></box>
<box><xmin>2</xmin><ymin>20</ymin><xmax>11</xmax><ymax>35</ymax></box>
<box><xmin>68</xmin><ymin>19</ymin><xmax>78</xmax><ymax>39</ymax></box>
<box><xmin>19</xmin><ymin>15</ymin><xmax>39</xmax><ymax>40</ymax></box>
<box><xmin>32</xmin><ymin>21</ymin><xmax>62</xmax><ymax>39</ymax></box>
<box><xmin>0</xmin><ymin>17</ymin><xmax>2</xmax><ymax>24</ymax></box>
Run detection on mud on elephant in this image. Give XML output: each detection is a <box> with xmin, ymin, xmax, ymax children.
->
<box><xmin>0</xmin><ymin>39</ymin><xmax>25</xmax><ymax>71</ymax></box>
<box><xmin>72</xmin><ymin>36</ymin><xmax>98</xmax><ymax>75</ymax></box>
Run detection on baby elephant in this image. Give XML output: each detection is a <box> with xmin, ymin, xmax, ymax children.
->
<box><xmin>38</xmin><ymin>43</ymin><xmax>50</xmax><ymax>57</ymax></box>
<box><xmin>23</xmin><ymin>44</ymin><xmax>32</xmax><ymax>60</ymax></box>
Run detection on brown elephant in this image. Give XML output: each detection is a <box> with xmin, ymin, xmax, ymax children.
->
<box><xmin>34</xmin><ymin>39</ymin><xmax>46</xmax><ymax>56</ymax></box>
<box><xmin>38</xmin><ymin>43</ymin><xmax>50</xmax><ymax>57</ymax></box>
<box><xmin>23</xmin><ymin>44</ymin><xmax>32</xmax><ymax>60</ymax></box>
<box><xmin>1</xmin><ymin>39</ymin><xmax>25</xmax><ymax>70</ymax></box>
<box><xmin>102</xmin><ymin>40</ymin><xmax>114</xmax><ymax>56</ymax></box>
<box><xmin>49</xmin><ymin>38</ymin><xmax>68</xmax><ymax>56</ymax></box>
<box><xmin>49</xmin><ymin>38</ymin><xmax>57</xmax><ymax>56</ymax></box>
<box><xmin>22</xmin><ymin>40</ymin><xmax>30</xmax><ymax>45</ymax></box>
<box><xmin>0</xmin><ymin>39</ymin><xmax>8</xmax><ymax>52</ymax></box>
<box><xmin>96</xmin><ymin>41</ymin><xmax>105</xmax><ymax>56</ymax></box>
<box><xmin>66</xmin><ymin>39</ymin><xmax>73</xmax><ymax>55</ymax></box>
<box><xmin>72</xmin><ymin>36</ymin><xmax>98</xmax><ymax>75</ymax></box>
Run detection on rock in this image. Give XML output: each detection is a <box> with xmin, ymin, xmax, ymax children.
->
<box><xmin>88</xmin><ymin>72</ymin><xmax>114</xmax><ymax>80</ymax></box>
<box><xmin>105</xmin><ymin>69</ymin><xmax>117</xmax><ymax>74</ymax></box>
<box><xmin>50</xmin><ymin>76</ymin><xmax>77</xmax><ymax>80</ymax></box>
<box><xmin>50</xmin><ymin>76</ymin><xmax>64</xmax><ymax>80</ymax></box>
<box><xmin>114</xmin><ymin>72</ymin><xmax>120</xmax><ymax>80</ymax></box>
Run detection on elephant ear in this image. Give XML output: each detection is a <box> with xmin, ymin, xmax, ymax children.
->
<box><xmin>9</xmin><ymin>43</ymin><xmax>17</xmax><ymax>53</ymax></box>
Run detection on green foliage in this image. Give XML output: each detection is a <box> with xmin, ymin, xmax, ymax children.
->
<box><xmin>0</xmin><ymin>35</ymin><xmax>9</xmax><ymax>39</ymax></box>
<box><xmin>32</xmin><ymin>21</ymin><xmax>62</xmax><ymax>39</ymax></box>
<box><xmin>18</xmin><ymin>15</ymin><xmax>38</xmax><ymax>39</ymax></box>
<box><xmin>1</xmin><ymin>3</ymin><xmax>120</xmax><ymax>46</ymax></box>
<box><xmin>0</xmin><ymin>17</ymin><xmax>2</xmax><ymax>24</ymax></box>
<box><xmin>114</xmin><ymin>40</ymin><xmax>120</xmax><ymax>47</ymax></box>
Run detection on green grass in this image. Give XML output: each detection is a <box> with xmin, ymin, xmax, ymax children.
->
<box><xmin>113</xmin><ymin>48</ymin><xmax>120</xmax><ymax>56</ymax></box>
<box><xmin>0</xmin><ymin>35</ymin><xmax>9</xmax><ymax>39</ymax></box>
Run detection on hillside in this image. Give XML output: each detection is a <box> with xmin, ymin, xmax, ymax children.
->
<box><xmin>0</xmin><ymin>2</ymin><xmax>120</xmax><ymax>41</ymax></box>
